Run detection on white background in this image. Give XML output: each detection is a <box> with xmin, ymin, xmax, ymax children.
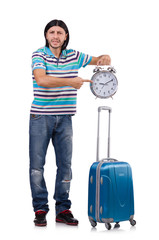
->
<box><xmin>1</xmin><ymin>0</ymin><xmax>159</xmax><ymax>239</ymax></box>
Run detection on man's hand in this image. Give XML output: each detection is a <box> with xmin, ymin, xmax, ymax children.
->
<box><xmin>89</xmin><ymin>55</ymin><xmax>111</xmax><ymax>66</ymax></box>
<box><xmin>70</xmin><ymin>77</ymin><xmax>93</xmax><ymax>89</ymax></box>
<box><xmin>97</xmin><ymin>55</ymin><xmax>111</xmax><ymax>66</ymax></box>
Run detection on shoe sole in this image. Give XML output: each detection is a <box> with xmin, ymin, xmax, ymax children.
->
<box><xmin>56</xmin><ymin>219</ymin><xmax>78</xmax><ymax>226</ymax></box>
<box><xmin>34</xmin><ymin>222</ymin><xmax>47</xmax><ymax>227</ymax></box>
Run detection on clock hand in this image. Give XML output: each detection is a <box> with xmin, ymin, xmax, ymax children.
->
<box><xmin>104</xmin><ymin>79</ymin><xmax>113</xmax><ymax>84</ymax></box>
<box><xmin>99</xmin><ymin>79</ymin><xmax>113</xmax><ymax>86</ymax></box>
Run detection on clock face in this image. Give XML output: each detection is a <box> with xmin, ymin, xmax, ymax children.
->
<box><xmin>90</xmin><ymin>71</ymin><xmax>118</xmax><ymax>98</ymax></box>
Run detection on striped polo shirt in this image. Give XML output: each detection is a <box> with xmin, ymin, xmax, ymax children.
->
<box><xmin>30</xmin><ymin>46</ymin><xmax>92</xmax><ymax>115</ymax></box>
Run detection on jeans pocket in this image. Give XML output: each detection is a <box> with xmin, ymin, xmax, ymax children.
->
<box><xmin>30</xmin><ymin>114</ymin><xmax>42</xmax><ymax>120</ymax></box>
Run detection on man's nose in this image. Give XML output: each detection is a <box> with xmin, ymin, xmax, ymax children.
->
<box><xmin>53</xmin><ymin>32</ymin><xmax>58</xmax><ymax>38</ymax></box>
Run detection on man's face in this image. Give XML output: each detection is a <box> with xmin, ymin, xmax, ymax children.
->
<box><xmin>46</xmin><ymin>26</ymin><xmax>68</xmax><ymax>50</ymax></box>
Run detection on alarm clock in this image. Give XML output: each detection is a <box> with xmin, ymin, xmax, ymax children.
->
<box><xmin>90</xmin><ymin>66</ymin><xmax>118</xmax><ymax>99</ymax></box>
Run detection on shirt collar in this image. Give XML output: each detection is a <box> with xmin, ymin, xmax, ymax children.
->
<box><xmin>44</xmin><ymin>46</ymin><xmax>67</xmax><ymax>58</ymax></box>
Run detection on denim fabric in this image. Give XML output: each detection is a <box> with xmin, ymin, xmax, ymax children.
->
<box><xmin>29</xmin><ymin>114</ymin><xmax>73</xmax><ymax>215</ymax></box>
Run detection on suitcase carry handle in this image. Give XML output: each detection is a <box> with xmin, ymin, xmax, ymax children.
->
<box><xmin>100</xmin><ymin>158</ymin><xmax>118</xmax><ymax>162</ymax></box>
<box><xmin>97</xmin><ymin>106</ymin><xmax>112</xmax><ymax>162</ymax></box>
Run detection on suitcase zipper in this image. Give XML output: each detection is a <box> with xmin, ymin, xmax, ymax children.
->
<box><xmin>96</xmin><ymin>161</ymin><xmax>104</xmax><ymax>222</ymax></box>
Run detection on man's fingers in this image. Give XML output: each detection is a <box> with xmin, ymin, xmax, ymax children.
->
<box><xmin>82</xmin><ymin>79</ymin><xmax>93</xmax><ymax>83</ymax></box>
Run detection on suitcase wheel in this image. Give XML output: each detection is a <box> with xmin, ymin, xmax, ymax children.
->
<box><xmin>130</xmin><ymin>219</ymin><xmax>136</xmax><ymax>226</ymax></box>
<box><xmin>89</xmin><ymin>218</ymin><xmax>97</xmax><ymax>228</ymax></box>
<box><xmin>105</xmin><ymin>223</ymin><xmax>111</xmax><ymax>230</ymax></box>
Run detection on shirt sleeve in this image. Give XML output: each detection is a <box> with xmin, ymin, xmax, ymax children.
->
<box><xmin>76</xmin><ymin>51</ymin><xmax>92</xmax><ymax>68</ymax></box>
<box><xmin>32</xmin><ymin>51</ymin><xmax>46</xmax><ymax>71</ymax></box>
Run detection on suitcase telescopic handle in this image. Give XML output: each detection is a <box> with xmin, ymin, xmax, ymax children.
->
<box><xmin>98</xmin><ymin>106</ymin><xmax>112</xmax><ymax>112</ymax></box>
<box><xmin>97</xmin><ymin>106</ymin><xmax>112</xmax><ymax>162</ymax></box>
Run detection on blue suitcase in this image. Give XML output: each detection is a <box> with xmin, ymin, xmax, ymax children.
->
<box><xmin>88</xmin><ymin>106</ymin><xmax>136</xmax><ymax>230</ymax></box>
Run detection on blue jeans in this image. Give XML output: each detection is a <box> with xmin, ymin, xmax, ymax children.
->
<box><xmin>29</xmin><ymin>114</ymin><xmax>73</xmax><ymax>215</ymax></box>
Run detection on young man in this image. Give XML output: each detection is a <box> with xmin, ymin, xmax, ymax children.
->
<box><xmin>29</xmin><ymin>19</ymin><xmax>111</xmax><ymax>227</ymax></box>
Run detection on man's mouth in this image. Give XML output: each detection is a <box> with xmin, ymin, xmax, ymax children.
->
<box><xmin>52</xmin><ymin>40</ymin><xmax>59</xmax><ymax>44</ymax></box>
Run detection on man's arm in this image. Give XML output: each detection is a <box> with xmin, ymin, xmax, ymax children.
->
<box><xmin>33</xmin><ymin>69</ymin><xmax>92</xmax><ymax>89</ymax></box>
<box><xmin>89</xmin><ymin>55</ymin><xmax>111</xmax><ymax>66</ymax></box>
